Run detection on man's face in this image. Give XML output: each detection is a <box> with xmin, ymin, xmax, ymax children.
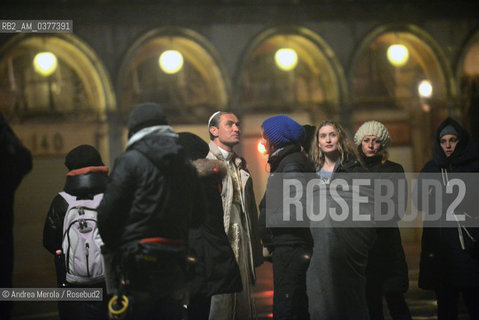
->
<box><xmin>210</xmin><ymin>113</ymin><xmax>240</xmax><ymax>150</ymax></box>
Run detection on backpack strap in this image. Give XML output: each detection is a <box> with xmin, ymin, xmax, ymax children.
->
<box><xmin>59</xmin><ymin>191</ymin><xmax>77</xmax><ymax>207</ymax></box>
<box><xmin>59</xmin><ymin>191</ymin><xmax>104</xmax><ymax>209</ymax></box>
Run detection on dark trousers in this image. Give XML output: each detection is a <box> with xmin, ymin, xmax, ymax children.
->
<box><xmin>58</xmin><ymin>283</ymin><xmax>109</xmax><ymax>320</ymax></box>
<box><xmin>272</xmin><ymin>246</ymin><xmax>312</xmax><ymax>320</ymax></box>
<box><xmin>366</xmin><ymin>287</ymin><xmax>411</xmax><ymax>320</ymax></box>
<box><xmin>188</xmin><ymin>294</ymin><xmax>211</xmax><ymax>320</ymax></box>
<box><xmin>366</xmin><ymin>271</ymin><xmax>411</xmax><ymax>320</ymax></box>
<box><xmin>436</xmin><ymin>286</ymin><xmax>479</xmax><ymax>320</ymax></box>
<box><xmin>58</xmin><ymin>300</ymin><xmax>109</xmax><ymax>320</ymax></box>
<box><xmin>123</xmin><ymin>248</ymin><xmax>186</xmax><ymax>320</ymax></box>
<box><xmin>0</xmin><ymin>231</ymin><xmax>14</xmax><ymax>320</ymax></box>
<box><xmin>126</xmin><ymin>291</ymin><xmax>184</xmax><ymax>320</ymax></box>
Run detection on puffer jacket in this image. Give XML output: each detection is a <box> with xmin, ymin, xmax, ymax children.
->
<box><xmin>97</xmin><ymin>129</ymin><xmax>202</xmax><ymax>251</ymax></box>
<box><xmin>418</xmin><ymin>117</ymin><xmax>479</xmax><ymax>289</ymax></box>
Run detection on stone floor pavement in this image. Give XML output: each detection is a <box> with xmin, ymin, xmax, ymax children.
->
<box><xmin>12</xmin><ymin>242</ymin><xmax>471</xmax><ymax>319</ymax></box>
<box><xmin>253</xmin><ymin>242</ymin><xmax>470</xmax><ymax>320</ymax></box>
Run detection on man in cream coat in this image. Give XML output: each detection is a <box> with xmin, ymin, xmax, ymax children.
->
<box><xmin>207</xmin><ymin>111</ymin><xmax>263</xmax><ymax>320</ymax></box>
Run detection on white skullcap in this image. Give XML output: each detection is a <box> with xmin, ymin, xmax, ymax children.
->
<box><xmin>208</xmin><ymin>111</ymin><xmax>222</xmax><ymax>128</ymax></box>
<box><xmin>354</xmin><ymin>120</ymin><xmax>391</xmax><ymax>148</ymax></box>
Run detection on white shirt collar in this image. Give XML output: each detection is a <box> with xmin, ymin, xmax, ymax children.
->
<box><xmin>217</xmin><ymin>145</ymin><xmax>232</xmax><ymax>161</ymax></box>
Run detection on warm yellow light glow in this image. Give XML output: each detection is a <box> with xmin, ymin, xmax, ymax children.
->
<box><xmin>422</xmin><ymin>103</ymin><xmax>431</xmax><ymax>112</ymax></box>
<box><xmin>257</xmin><ymin>140</ymin><xmax>266</xmax><ymax>154</ymax></box>
<box><xmin>387</xmin><ymin>44</ymin><xmax>409</xmax><ymax>67</ymax></box>
<box><xmin>418</xmin><ymin>80</ymin><xmax>433</xmax><ymax>98</ymax></box>
<box><xmin>275</xmin><ymin>48</ymin><xmax>298</xmax><ymax>71</ymax></box>
<box><xmin>159</xmin><ymin>50</ymin><xmax>184</xmax><ymax>74</ymax></box>
<box><xmin>33</xmin><ymin>52</ymin><xmax>58</xmax><ymax>76</ymax></box>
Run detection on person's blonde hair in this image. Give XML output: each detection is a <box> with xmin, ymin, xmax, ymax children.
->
<box><xmin>310</xmin><ymin>120</ymin><xmax>356</xmax><ymax>170</ymax></box>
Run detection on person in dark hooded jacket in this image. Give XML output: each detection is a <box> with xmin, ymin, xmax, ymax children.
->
<box><xmin>177</xmin><ymin>132</ymin><xmax>242</xmax><ymax>320</ymax></box>
<box><xmin>418</xmin><ymin>117</ymin><xmax>479</xmax><ymax>319</ymax></box>
<box><xmin>43</xmin><ymin>144</ymin><xmax>109</xmax><ymax>320</ymax></box>
<box><xmin>97</xmin><ymin>103</ymin><xmax>202</xmax><ymax>320</ymax></box>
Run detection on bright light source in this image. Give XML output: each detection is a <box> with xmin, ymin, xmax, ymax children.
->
<box><xmin>257</xmin><ymin>139</ymin><xmax>266</xmax><ymax>155</ymax></box>
<box><xmin>387</xmin><ymin>44</ymin><xmax>409</xmax><ymax>67</ymax></box>
<box><xmin>33</xmin><ymin>52</ymin><xmax>58</xmax><ymax>76</ymax></box>
<box><xmin>275</xmin><ymin>48</ymin><xmax>298</xmax><ymax>71</ymax></box>
<box><xmin>159</xmin><ymin>50</ymin><xmax>184</xmax><ymax>74</ymax></box>
<box><xmin>418</xmin><ymin>80</ymin><xmax>433</xmax><ymax>98</ymax></box>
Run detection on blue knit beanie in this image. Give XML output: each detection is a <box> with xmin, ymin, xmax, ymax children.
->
<box><xmin>262</xmin><ymin>115</ymin><xmax>305</xmax><ymax>149</ymax></box>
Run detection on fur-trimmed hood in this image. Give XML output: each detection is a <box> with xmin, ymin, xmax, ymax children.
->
<box><xmin>193</xmin><ymin>158</ymin><xmax>227</xmax><ymax>179</ymax></box>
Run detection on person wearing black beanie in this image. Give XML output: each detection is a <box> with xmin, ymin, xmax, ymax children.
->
<box><xmin>97</xmin><ymin>103</ymin><xmax>202</xmax><ymax>320</ymax></box>
<box><xmin>43</xmin><ymin>144</ymin><xmax>108</xmax><ymax>320</ymax></box>
<box><xmin>127</xmin><ymin>102</ymin><xmax>168</xmax><ymax>138</ymax></box>
<box><xmin>259</xmin><ymin>115</ymin><xmax>314</xmax><ymax>320</ymax></box>
<box><xmin>64</xmin><ymin>144</ymin><xmax>104</xmax><ymax>171</ymax></box>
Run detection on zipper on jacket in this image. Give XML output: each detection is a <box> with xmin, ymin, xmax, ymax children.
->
<box><xmin>85</xmin><ymin>243</ymin><xmax>90</xmax><ymax>277</ymax></box>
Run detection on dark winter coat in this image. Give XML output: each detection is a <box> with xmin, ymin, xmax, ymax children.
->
<box><xmin>259</xmin><ymin>144</ymin><xmax>315</xmax><ymax>249</ymax></box>
<box><xmin>188</xmin><ymin>158</ymin><xmax>242</xmax><ymax>297</ymax></box>
<box><xmin>0</xmin><ymin>114</ymin><xmax>31</xmax><ymax>320</ymax></box>
<box><xmin>98</xmin><ymin>130</ymin><xmax>202</xmax><ymax>299</ymax></box>
<box><xmin>363</xmin><ymin>156</ymin><xmax>409</xmax><ymax>293</ymax></box>
<box><xmin>307</xmin><ymin>153</ymin><xmax>377</xmax><ymax>320</ymax></box>
<box><xmin>0</xmin><ymin>116</ymin><xmax>32</xmax><ymax>238</ymax></box>
<box><xmin>418</xmin><ymin>117</ymin><xmax>479</xmax><ymax>289</ymax></box>
<box><xmin>97</xmin><ymin>132</ymin><xmax>201</xmax><ymax>250</ymax></box>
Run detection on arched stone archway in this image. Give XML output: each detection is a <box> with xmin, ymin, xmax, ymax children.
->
<box><xmin>237</xmin><ymin>26</ymin><xmax>346</xmax><ymax>123</ymax></box>
<box><xmin>118</xmin><ymin>27</ymin><xmax>230</xmax><ymax>127</ymax></box>
<box><xmin>236</xmin><ymin>26</ymin><xmax>346</xmax><ymax>200</ymax></box>
<box><xmin>0</xmin><ymin>33</ymin><xmax>115</xmax><ymax>296</ymax></box>
<box><xmin>0</xmin><ymin>34</ymin><xmax>115</xmax><ymax>124</ymax></box>
<box><xmin>350</xmin><ymin>24</ymin><xmax>453</xmax><ymax>172</ymax></box>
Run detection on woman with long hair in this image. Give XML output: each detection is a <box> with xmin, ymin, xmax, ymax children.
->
<box><xmin>307</xmin><ymin>120</ymin><xmax>376</xmax><ymax>320</ymax></box>
<box><xmin>310</xmin><ymin>120</ymin><xmax>358</xmax><ymax>175</ymax></box>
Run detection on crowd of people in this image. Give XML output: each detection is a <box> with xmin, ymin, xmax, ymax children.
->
<box><xmin>2</xmin><ymin>103</ymin><xmax>477</xmax><ymax>320</ymax></box>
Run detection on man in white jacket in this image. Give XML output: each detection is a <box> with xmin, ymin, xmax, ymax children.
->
<box><xmin>207</xmin><ymin>111</ymin><xmax>263</xmax><ymax>320</ymax></box>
